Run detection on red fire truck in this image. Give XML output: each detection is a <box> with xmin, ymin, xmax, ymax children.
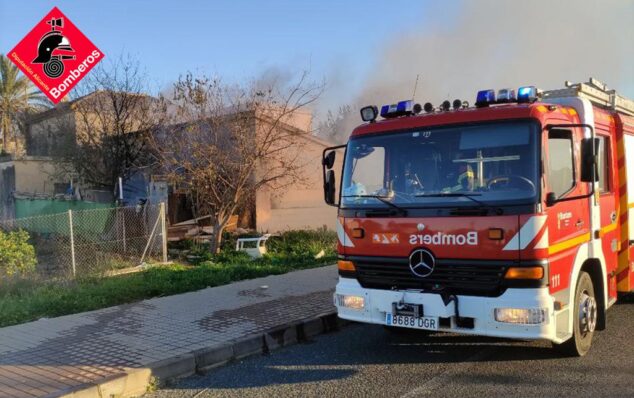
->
<box><xmin>322</xmin><ymin>78</ymin><xmax>634</xmax><ymax>356</ymax></box>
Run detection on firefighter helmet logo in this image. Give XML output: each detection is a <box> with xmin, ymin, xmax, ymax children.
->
<box><xmin>32</xmin><ymin>17</ymin><xmax>76</xmax><ymax>78</ymax></box>
<box><xmin>8</xmin><ymin>7</ymin><xmax>104</xmax><ymax>104</ymax></box>
<box><xmin>409</xmin><ymin>249</ymin><xmax>435</xmax><ymax>278</ymax></box>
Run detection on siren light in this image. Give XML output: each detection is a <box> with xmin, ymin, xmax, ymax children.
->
<box><xmin>475</xmin><ymin>89</ymin><xmax>496</xmax><ymax>107</ymax></box>
<box><xmin>380</xmin><ymin>100</ymin><xmax>415</xmax><ymax>118</ymax></box>
<box><xmin>517</xmin><ymin>86</ymin><xmax>538</xmax><ymax>103</ymax></box>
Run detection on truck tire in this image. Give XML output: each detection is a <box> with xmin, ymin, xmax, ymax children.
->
<box><xmin>554</xmin><ymin>271</ymin><xmax>597</xmax><ymax>357</ymax></box>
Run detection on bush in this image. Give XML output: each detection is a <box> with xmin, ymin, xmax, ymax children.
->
<box><xmin>0</xmin><ymin>230</ymin><xmax>37</xmax><ymax>277</ymax></box>
<box><xmin>267</xmin><ymin>229</ymin><xmax>337</xmax><ymax>257</ymax></box>
<box><xmin>181</xmin><ymin>229</ymin><xmax>337</xmax><ymax>265</ymax></box>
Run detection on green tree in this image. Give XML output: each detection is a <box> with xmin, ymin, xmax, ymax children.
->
<box><xmin>0</xmin><ymin>54</ymin><xmax>50</xmax><ymax>155</ymax></box>
<box><xmin>0</xmin><ymin>230</ymin><xmax>37</xmax><ymax>277</ymax></box>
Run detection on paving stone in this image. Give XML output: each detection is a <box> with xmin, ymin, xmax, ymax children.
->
<box><xmin>0</xmin><ymin>265</ymin><xmax>337</xmax><ymax>397</ymax></box>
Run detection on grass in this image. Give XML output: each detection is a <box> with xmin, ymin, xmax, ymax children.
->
<box><xmin>0</xmin><ymin>229</ymin><xmax>336</xmax><ymax>328</ymax></box>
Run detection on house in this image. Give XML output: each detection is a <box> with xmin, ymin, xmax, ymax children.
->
<box><xmin>253</xmin><ymin>113</ymin><xmax>338</xmax><ymax>232</ymax></box>
<box><xmin>4</xmin><ymin>91</ymin><xmax>339</xmax><ymax>232</ymax></box>
<box><xmin>156</xmin><ymin>105</ymin><xmax>339</xmax><ymax>232</ymax></box>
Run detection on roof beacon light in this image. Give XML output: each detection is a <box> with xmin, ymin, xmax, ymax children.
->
<box><xmin>380</xmin><ymin>100</ymin><xmax>414</xmax><ymax>118</ymax></box>
<box><xmin>360</xmin><ymin>105</ymin><xmax>378</xmax><ymax>122</ymax></box>
<box><xmin>497</xmin><ymin>88</ymin><xmax>516</xmax><ymax>103</ymax></box>
<box><xmin>517</xmin><ymin>86</ymin><xmax>538</xmax><ymax>103</ymax></box>
<box><xmin>475</xmin><ymin>89</ymin><xmax>496</xmax><ymax>107</ymax></box>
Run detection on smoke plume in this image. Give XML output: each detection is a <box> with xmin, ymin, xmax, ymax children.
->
<box><xmin>320</xmin><ymin>0</ymin><xmax>634</xmax><ymax>142</ymax></box>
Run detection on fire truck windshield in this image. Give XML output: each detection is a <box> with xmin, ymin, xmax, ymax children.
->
<box><xmin>341</xmin><ymin>121</ymin><xmax>540</xmax><ymax>209</ymax></box>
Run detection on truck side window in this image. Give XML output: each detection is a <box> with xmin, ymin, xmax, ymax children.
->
<box><xmin>597</xmin><ymin>135</ymin><xmax>610</xmax><ymax>193</ymax></box>
<box><xmin>547</xmin><ymin>130</ymin><xmax>575</xmax><ymax>198</ymax></box>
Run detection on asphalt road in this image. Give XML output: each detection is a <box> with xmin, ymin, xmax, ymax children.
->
<box><xmin>147</xmin><ymin>295</ymin><xmax>634</xmax><ymax>398</ymax></box>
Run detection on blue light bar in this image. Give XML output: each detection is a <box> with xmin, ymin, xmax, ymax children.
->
<box><xmin>397</xmin><ymin>100</ymin><xmax>413</xmax><ymax>113</ymax></box>
<box><xmin>475</xmin><ymin>89</ymin><xmax>496</xmax><ymax>107</ymax></box>
<box><xmin>497</xmin><ymin>88</ymin><xmax>516</xmax><ymax>103</ymax></box>
<box><xmin>517</xmin><ymin>86</ymin><xmax>538</xmax><ymax>103</ymax></box>
<box><xmin>380</xmin><ymin>100</ymin><xmax>414</xmax><ymax>118</ymax></box>
<box><xmin>380</xmin><ymin>104</ymin><xmax>395</xmax><ymax>118</ymax></box>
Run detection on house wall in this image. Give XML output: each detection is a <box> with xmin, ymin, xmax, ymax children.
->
<box><xmin>255</xmin><ymin>131</ymin><xmax>340</xmax><ymax>232</ymax></box>
<box><xmin>26</xmin><ymin>111</ymin><xmax>75</xmax><ymax>157</ymax></box>
<box><xmin>13</xmin><ymin>158</ymin><xmax>59</xmax><ymax>195</ymax></box>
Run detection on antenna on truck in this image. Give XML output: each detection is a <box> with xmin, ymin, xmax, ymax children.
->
<box><xmin>411</xmin><ymin>74</ymin><xmax>420</xmax><ymax>101</ymax></box>
<box><xmin>543</xmin><ymin>77</ymin><xmax>634</xmax><ymax>116</ymax></box>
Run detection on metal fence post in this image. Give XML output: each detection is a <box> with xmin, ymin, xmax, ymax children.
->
<box><xmin>160</xmin><ymin>202</ymin><xmax>168</xmax><ymax>263</ymax></box>
<box><xmin>68</xmin><ymin>209</ymin><xmax>76</xmax><ymax>277</ymax></box>
<box><xmin>121</xmin><ymin>207</ymin><xmax>127</xmax><ymax>254</ymax></box>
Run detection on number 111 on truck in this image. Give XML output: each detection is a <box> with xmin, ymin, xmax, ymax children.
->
<box><xmin>322</xmin><ymin>78</ymin><xmax>634</xmax><ymax>356</ymax></box>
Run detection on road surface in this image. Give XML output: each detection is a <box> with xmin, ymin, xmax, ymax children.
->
<box><xmin>148</xmin><ymin>295</ymin><xmax>634</xmax><ymax>398</ymax></box>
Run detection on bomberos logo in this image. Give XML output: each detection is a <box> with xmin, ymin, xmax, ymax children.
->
<box><xmin>8</xmin><ymin>7</ymin><xmax>104</xmax><ymax>104</ymax></box>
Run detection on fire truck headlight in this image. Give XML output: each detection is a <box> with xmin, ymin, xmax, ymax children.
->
<box><xmin>335</xmin><ymin>294</ymin><xmax>365</xmax><ymax>310</ymax></box>
<box><xmin>494</xmin><ymin>308</ymin><xmax>546</xmax><ymax>325</ymax></box>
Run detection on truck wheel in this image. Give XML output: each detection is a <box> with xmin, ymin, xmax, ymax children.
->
<box><xmin>554</xmin><ymin>271</ymin><xmax>597</xmax><ymax>357</ymax></box>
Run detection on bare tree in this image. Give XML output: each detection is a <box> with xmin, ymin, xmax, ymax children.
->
<box><xmin>317</xmin><ymin>104</ymin><xmax>352</xmax><ymax>144</ymax></box>
<box><xmin>154</xmin><ymin>72</ymin><xmax>322</xmax><ymax>253</ymax></box>
<box><xmin>56</xmin><ymin>54</ymin><xmax>164</xmax><ymax>189</ymax></box>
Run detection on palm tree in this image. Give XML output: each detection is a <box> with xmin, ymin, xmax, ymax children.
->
<box><xmin>0</xmin><ymin>54</ymin><xmax>50</xmax><ymax>155</ymax></box>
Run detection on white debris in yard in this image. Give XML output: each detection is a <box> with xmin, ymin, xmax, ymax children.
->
<box><xmin>235</xmin><ymin>234</ymin><xmax>274</xmax><ymax>258</ymax></box>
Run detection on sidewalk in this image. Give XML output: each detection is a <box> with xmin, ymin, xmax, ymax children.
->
<box><xmin>0</xmin><ymin>265</ymin><xmax>339</xmax><ymax>398</ymax></box>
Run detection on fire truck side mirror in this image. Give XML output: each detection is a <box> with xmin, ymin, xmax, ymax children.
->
<box><xmin>324</xmin><ymin>169</ymin><xmax>337</xmax><ymax>206</ymax></box>
<box><xmin>545</xmin><ymin>192</ymin><xmax>557</xmax><ymax>207</ymax></box>
<box><xmin>580</xmin><ymin>137</ymin><xmax>600</xmax><ymax>183</ymax></box>
<box><xmin>323</xmin><ymin>151</ymin><xmax>336</xmax><ymax>169</ymax></box>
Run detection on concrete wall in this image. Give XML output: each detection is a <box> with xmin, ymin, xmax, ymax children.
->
<box><xmin>255</xmin><ymin>132</ymin><xmax>339</xmax><ymax>233</ymax></box>
<box><xmin>12</xmin><ymin>158</ymin><xmax>59</xmax><ymax>195</ymax></box>
<box><xmin>26</xmin><ymin>111</ymin><xmax>75</xmax><ymax>157</ymax></box>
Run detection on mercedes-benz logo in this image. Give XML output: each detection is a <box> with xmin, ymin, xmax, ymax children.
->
<box><xmin>409</xmin><ymin>249</ymin><xmax>435</xmax><ymax>277</ymax></box>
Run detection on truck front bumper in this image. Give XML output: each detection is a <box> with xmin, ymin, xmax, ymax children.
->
<box><xmin>335</xmin><ymin>277</ymin><xmax>557</xmax><ymax>341</ymax></box>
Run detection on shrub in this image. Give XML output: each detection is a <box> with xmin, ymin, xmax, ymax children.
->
<box><xmin>0</xmin><ymin>230</ymin><xmax>37</xmax><ymax>277</ymax></box>
<box><xmin>266</xmin><ymin>229</ymin><xmax>337</xmax><ymax>257</ymax></box>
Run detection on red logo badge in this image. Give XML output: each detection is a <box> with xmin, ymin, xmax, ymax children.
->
<box><xmin>8</xmin><ymin>7</ymin><xmax>104</xmax><ymax>104</ymax></box>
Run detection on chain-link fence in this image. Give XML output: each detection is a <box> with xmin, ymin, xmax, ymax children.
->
<box><xmin>0</xmin><ymin>203</ymin><xmax>167</xmax><ymax>280</ymax></box>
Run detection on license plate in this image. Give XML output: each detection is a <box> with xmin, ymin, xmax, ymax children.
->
<box><xmin>385</xmin><ymin>313</ymin><xmax>438</xmax><ymax>330</ymax></box>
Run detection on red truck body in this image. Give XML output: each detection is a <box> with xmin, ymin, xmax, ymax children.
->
<box><xmin>324</xmin><ymin>79</ymin><xmax>634</xmax><ymax>356</ymax></box>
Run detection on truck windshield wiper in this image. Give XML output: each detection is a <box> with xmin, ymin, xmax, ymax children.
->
<box><xmin>415</xmin><ymin>192</ymin><xmax>487</xmax><ymax>207</ymax></box>
<box><xmin>342</xmin><ymin>195</ymin><xmax>408</xmax><ymax>215</ymax></box>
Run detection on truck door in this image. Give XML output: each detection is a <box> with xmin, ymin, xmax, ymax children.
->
<box><xmin>544</xmin><ymin>127</ymin><xmax>590</xmax><ymax>298</ymax></box>
<box><xmin>596</xmin><ymin>133</ymin><xmax>618</xmax><ymax>299</ymax></box>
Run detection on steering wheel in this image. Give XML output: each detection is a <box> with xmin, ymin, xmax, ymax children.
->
<box><xmin>487</xmin><ymin>175</ymin><xmax>536</xmax><ymax>193</ymax></box>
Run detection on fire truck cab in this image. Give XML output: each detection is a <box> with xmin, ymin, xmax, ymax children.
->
<box><xmin>322</xmin><ymin>78</ymin><xmax>634</xmax><ymax>356</ymax></box>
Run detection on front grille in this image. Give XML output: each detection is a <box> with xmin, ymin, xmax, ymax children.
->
<box><xmin>351</xmin><ymin>256</ymin><xmax>508</xmax><ymax>297</ymax></box>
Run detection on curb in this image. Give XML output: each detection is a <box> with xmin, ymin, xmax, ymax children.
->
<box><xmin>53</xmin><ymin>311</ymin><xmax>346</xmax><ymax>398</ymax></box>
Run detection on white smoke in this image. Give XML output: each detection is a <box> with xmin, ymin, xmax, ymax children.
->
<box><xmin>319</xmin><ymin>0</ymin><xmax>634</xmax><ymax>142</ymax></box>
